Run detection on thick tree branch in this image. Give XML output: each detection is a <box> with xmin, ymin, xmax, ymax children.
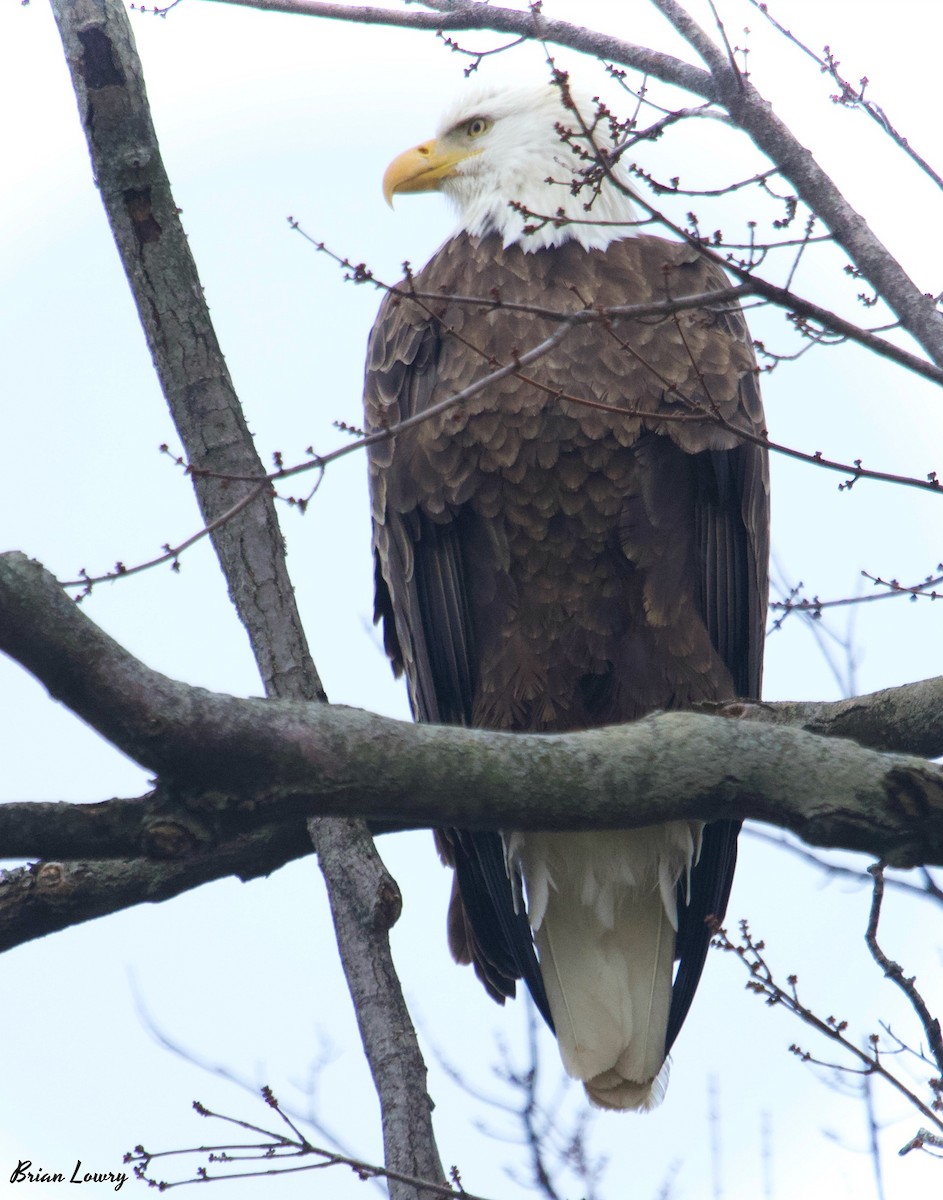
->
<box><xmin>48</xmin><ymin>2</ymin><xmax>442</xmax><ymax>1193</ymax></box>
<box><xmin>3</xmin><ymin>553</ymin><xmax>943</xmax><ymax>880</ymax></box>
<box><xmin>711</xmin><ymin>681</ymin><xmax>943</xmax><ymax>761</ymax></box>
<box><xmin>50</xmin><ymin>0</ymin><xmax>323</xmax><ymax>701</ymax></box>
<box><xmin>2</xmin><ymin>702</ymin><xmax>939</xmax><ymax>862</ymax></box>
<box><xmin>0</xmin><ymin>826</ymin><xmax>313</xmax><ymax>954</ymax></box>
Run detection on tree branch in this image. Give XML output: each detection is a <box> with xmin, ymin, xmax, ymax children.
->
<box><xmin>47</xmin><ymin>1</ymin><xmax>442</xmax><ymax>1193</ymax></box>
<box><xmin>715</xmin><ymin>679</ymin><xmax>943</xmax><ymax>759</ymax></box>
<box><xmin>0</xmin><ymin>827</ymin><xmax>312</xmax><ymax>954</ymax></box>
<box><xmin>649</xmin><ymin>0</ymin><xmax>733</xmax><ymax>77</ymax></box>
<box><xmin>748</xmin><ymin>0</ymin><xmax>943</xmax><ymax>194</ymax></box>
<box><xmin>3</xmin><ymin>553</ymin><xmax>943</xmax><ymax>883</ymax></box>
<box><xmin>647</xmin><ymin>0</ymin><xmax>943</xmax><ymax>365</ymax></box>
<box><xmin>213</xmin><ymin>0</ymin><xmax>943</xmax><ymax>366</ymax></box>
<box><xmin>865</xmin><ymin>864</ymin><xmax>943</xmax><ymax>1075</ymax></box>
<box><xmin>713</xmin><ymin>919</ymin><xmax>943</xmax><ymax>1136</ymax></box>
<box><xmin>205</xmin><ymin>0</ymin><xmax>718</xmax><ymax>97</ymax></box>
<box><xmin>50</xmin><ymin>0</ymin><xmax>324</xmax><ymax>701</ymax></box>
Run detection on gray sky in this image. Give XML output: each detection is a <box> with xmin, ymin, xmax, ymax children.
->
<box><xmin>2</xmin><ymin>2</ymin><xmax>942</xmax><ymax>1197</ymax></box>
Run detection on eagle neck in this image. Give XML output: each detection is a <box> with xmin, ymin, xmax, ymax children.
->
<box><xmin>448</xmin><ymin>172</ymin><xmax>639</xmax><ymax>254</ymax></box>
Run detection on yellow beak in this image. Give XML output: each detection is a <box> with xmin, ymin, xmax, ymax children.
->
<box><xmin>382</xmin><ymin>139</ymin><xmax>477</xmax><ymax>207</ymax></box>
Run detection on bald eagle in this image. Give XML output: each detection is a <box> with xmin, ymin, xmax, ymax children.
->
<box><xmin>365</xmin><ymin>81</ymin><xmax>769</xmax><ymax>1110</ymax></box>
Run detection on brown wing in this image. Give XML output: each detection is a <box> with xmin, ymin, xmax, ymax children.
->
<box><xmin>365</xmin><ymin>232</ymin><xmax>769</xmax><ymax>1041</ymax></box>
<box><xmin>366</xmin><ymin>259</ymin><xmax>553</xmax><ymax>1018</ymax></box>
<box><xmin>666</xmin><ymin>267</ymin><xmax>769</xmax><ymax>1050</ymax></box>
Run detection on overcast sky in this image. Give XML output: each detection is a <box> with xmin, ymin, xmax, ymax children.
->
<box><xmin>2</xmin><ymin>2</ymin><xmax>942</xmax><ymax>1198</ymax></box>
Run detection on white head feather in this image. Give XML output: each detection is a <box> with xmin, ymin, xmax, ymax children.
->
<box><xmin>434</xmin><ymin>81</ymin><xmax>639</xmax><ymax>252</ymax></box>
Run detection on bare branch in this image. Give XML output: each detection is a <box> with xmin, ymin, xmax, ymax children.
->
<box><xmin>649</xmin><ymin>0</ymin><xmax>733</xmax><ymax>79</ymax></box>
<box><xmin>50</xmin><ymin>0</ymin><xmax>325</xmax><ymax>701</ymax></box>
<box><xmin>770</xmin><ymin>566</ymin><xmax>943</xmax><ymax>624</ymax></box>
<box><xmin>865</xmin><ymin>864</ymin><xmax>943</xmax><ymax>1076</ymax></box>
<box><xmin>64</xmin><ymin>479</ymin><xmax>272</xmax><ymax>593</ymax></box>
<box><xmin>900</xmin><ymin>1128</ymin><xmax>943</xmax><ymax>1158</ymax></box>
<box><xmin>127</xmin><ymin>1089</ymin><xmax>491</xmax><ymax>1199</ymax></box>
<box><xmin>3</xmin><ymin>553</ymin><xmax>943</xmax><ymax>890</ymax></box>
<box><xmin>214</xmin><ymin>0</ymin><xmax>943</xmax><ymax>364</ymax></box>
<box><xmin>0</xmin><ymin>820</ymin><xmax>319</xmax><ymax>953</ymax></box>
<box><xmin>863</xmin><ymin>1067</ymin><xmax>887</xmax><ymax>1200</ymax></box>
<box><xmin>744</xmin><ymin>829</ymin><xmax>943</xmax><ymax>907</ymax></box>
<box><xmin>47</xmin><ymin>0</ymin><xmax>442</xmax><ymax>1191</ymax></box>
<box><xmin>205</xmin><ymin>0</ymin><xmax>718</xmax><ymax>97</ymax></box>
<box><xmin>132</xmin><ymin>992</ymin><xmax>368</xmax><ymax>1172</ymax></box>
<box><xmin>647</xmin><ymin>0</ymin><xmax>943</xmax><ymax>365</ymax></box>
<box><xmin>749</xmin><ymin>0</ymin><xmax>943</xmax><ymax>194</ymax></box>
<box><xmin>713</xmin><ymin>920</ymin><xmax>943</xmax><ymax>1134</ymax></box>
<box><xmin>769</xmin><ymin>559</ymin><xmax>860</xmax><ymax>695</ymax></box>
<box><xmin>618</xmin><ymin>194</ymin><xmax>943</xmax><ymax>387</ymax></box>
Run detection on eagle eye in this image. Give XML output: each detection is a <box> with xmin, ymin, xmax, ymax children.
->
<box><xmin>464</xmin><ymin>116</ymin><xmax>491</xmax><ymax>139</ymax></box>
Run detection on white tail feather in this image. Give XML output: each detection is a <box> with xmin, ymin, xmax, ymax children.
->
<box><xmin>509</xmin><ymin>824</ymin><xmax>702</xmax><ymax>1111</ymax></box>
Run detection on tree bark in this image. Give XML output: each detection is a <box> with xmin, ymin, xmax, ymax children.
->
<box><xmin>3</xmin><ymin>551</ymin><xmax>943</xmax><ymax>876</ymax></box>
<box><xmin>46</xmin><ymin>2</ymin><xmax>443</xmax><ymax>1193</ymax></box>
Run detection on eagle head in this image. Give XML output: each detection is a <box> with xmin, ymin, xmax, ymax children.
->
<box><xmin>382</xmin><ymin>80</ymin><xmax>638</xmax><ymax>252</ymax></box>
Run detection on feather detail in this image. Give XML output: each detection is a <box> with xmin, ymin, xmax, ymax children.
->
<box><xmin>510</xmin><ymin>825</ymin><xmax>701</xmax><ymax>1111</ymax></box>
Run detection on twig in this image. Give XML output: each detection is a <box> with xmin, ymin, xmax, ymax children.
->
<box><xmin>749</xmin><ymin>0</ymin><xmax>943</xmax><ymax>193</ymax></box>
<box><xmin>126</xmin><ymin>1090</ymin><xmax>492</xmax><ymax>1198</ymax></box>
<box><xmin>863</xmin><ymin>1067</ymin><xmax>887</xmax><ymax>1200</ymax></box>
<box><xmin>713</xmin><ymin>919</ymin><xmax>943</xmax><ymax>1132</ymax></box>
<box><xmin>63</xmin><ymin>480</ymin><xmax>271</xmax><ymax>592</ymax></box>
<box><xmin>130</xmin><ymin>985</ymin><xmax>372</xmax><ymax>1183</ymax></box>
<box><xmin>744</xmin><ymin>830</ymin><xmax>943</xmax><ymax>906</ymax></box>
<box><xmin>769</xmin><ymin>559</ymin><xmax>859</xmax><ymax>694</ymax></box>
<box><xmin>865</xmin><ymin>864</ymin><xmax>943</xmax><ymax>1075</ymax></box>
<box><xmin>770</xmin><ymin>566</ymin><xmax>943</xmax><ymax>621</ymax></box>
<box><xmin>899</xmin><ymin>1127</ymin><xmax>943</xmax><ymax>1157</ymax></box>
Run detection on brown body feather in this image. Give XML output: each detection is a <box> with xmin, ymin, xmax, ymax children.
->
<box><xmin>365</xmin><ymin>231</ymin><xmax>769</xmax><ymax>1100</ymax></box>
